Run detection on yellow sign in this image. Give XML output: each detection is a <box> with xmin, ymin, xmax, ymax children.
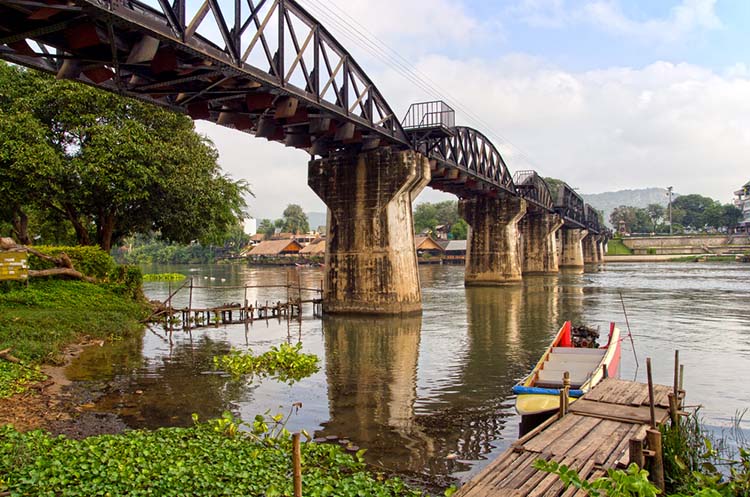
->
<box><xmin>0</xmin><ymin>250</ymin><xmax>28</xmax><ymax>281</ymax></box>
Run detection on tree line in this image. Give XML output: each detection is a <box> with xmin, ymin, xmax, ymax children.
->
<box><xmin>256</xmin><ymin>204</ymin><xmax>310</xmax><ymax>239</ymax></box>
<box><xmin>413</xmin><ymin>201</ymin><xmax>468</xmax><ymax>239</ymax></box>
<box><xmin>611</xmin><ymin>194</ymin><xmax>741</xmax><ymax>234</ymax></box>
<box><xmin>0</xmin><ymin>62</ymin><xmax>249</xmax><ymax>252</ymax></box>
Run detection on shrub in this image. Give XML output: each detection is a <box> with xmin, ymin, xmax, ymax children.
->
<box><xmin>30</xmin><ymin>245</ymin><xmax>116</xmax><ymax>279</ymax></box>
<box><xmin>107</xmin><ymin>265</ymin><xmax>143</xmax><ymax>300</ymax></box>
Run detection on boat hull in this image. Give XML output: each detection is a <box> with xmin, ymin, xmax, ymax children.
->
<box><xmin>514</xmin><ymin>322</ymin><xmax>621</xmax><ymax>418</ymax></box>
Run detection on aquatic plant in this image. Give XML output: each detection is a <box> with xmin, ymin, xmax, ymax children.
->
<box><xmin>0</xmin><ymin>360</ymin><xmax>44</xmax><ymax>398</ymax></box>
<box><xmin>533</xmin><ymin>460</ymin><xmax>659</xmax><ymax>497</ymax></box>
<box><xmin>213</xmin><ymin>342</ymin><xmax>320</xmax><ymax>384</ymax></box>
<box><xmin>142</xmin><ymin>272</ymin><xmax>186</xmax><ymax>282</ymax></box>
<box><xmin>0</xmin><ymin>414</ymin><xmax>421</xmax><ymax>496</ymax></box>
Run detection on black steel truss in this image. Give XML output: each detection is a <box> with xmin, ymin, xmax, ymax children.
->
<box><xmin>512</xmin><ymin>170</ymin><xmax>554</xmax><ymax>212</ymax></box>
<box><xmin>584</xmin><ymin>204</ymin><xmax>602</xmax><ymax>234</ymax></box>
<box><xmin>554</xmin><ymin>182</ymin><xmax>586</xmax><ymax>229</ymax></box>
<box><xmin>0</xmin><ymin>0</ymin><xmax>408</xmax><ymax>153</ymax></box>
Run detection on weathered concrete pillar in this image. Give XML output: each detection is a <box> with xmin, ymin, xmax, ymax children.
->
<box><xmin>519</xmin><ymin>212</ymin><xmax>564</xmax><ymax>274</ymax></box>
<box><xmin>595</xmin><ymin>236</ymin><xmax>606</xmax><ymax>263</ymax></box>
<box><xmin>460</xmin><ymin>195</ymin><xmax>527</xmax><ymax>285</ymax></box>
<box><xmin>582</xmin><ymin>234</ymin><xmax>598</xmax><ymax>264</ymax></box>
<box><xmin>308</xmin><ymin>148</ymin><xmax>430</xmax><ymax>315</ymax></box>
<box><xmin>559</xmin><ymin>228</ymin><xmax>588</xmax><ymax>268</ymax></box>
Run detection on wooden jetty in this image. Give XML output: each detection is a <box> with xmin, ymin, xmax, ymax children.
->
<box><xmin>455</xmin><ymin>377</ymin><xmax>683</xmax><ymax>497</ymax></box>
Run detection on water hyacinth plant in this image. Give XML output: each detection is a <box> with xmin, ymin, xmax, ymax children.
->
<box><xmin>213</xmin><ymin>342</ymin><xmax>320</xmax><ymax>384</ymax></box>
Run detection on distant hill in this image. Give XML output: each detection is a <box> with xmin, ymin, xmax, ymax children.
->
<box><xmin>582</xmin><ymin>188</ymin><xmax>671</xmax><ymax>227</ymax></box>
<box><xmin>307</xmin><ymin>211</ymin><xmax>327</xmax><ymax>231</ymax></box>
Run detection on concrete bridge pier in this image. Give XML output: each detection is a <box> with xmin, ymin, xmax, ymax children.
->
<box><xmin>519</xmin><ymin>212</ymin><xmax>564</xmax><ymax>274</ymax></box>
<box><xmin>460</xmin><ymin>195</ymin><xmax>527</xmax><ymax>285</ymax></box>
<box><xmin>582</xmin><ymin>234</ymin><xmax>598</xmax><ymax>264</ymax></box>
<box><xmin>308</xmin><ymin>148</ymin><xmax>430</xmax><ymax>315</ymax></box>
<box><xmin>559</xmin><ymin>228</ymin><xmax>589</xmax><ymax>268</ymax></box>
<box><xmin>595</xmin><ymin>236</ymin><xmax>606</xmax><ymax>263</ymax></box>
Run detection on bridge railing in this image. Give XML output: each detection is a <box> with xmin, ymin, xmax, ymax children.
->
<box><xmin>402</xmin><ymin>101</ymin><xmax>455</xmax><ymax>130</ymax></box>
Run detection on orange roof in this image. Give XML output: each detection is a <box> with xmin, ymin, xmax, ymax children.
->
<box><xmin>415</xmin><ymin>235</ymin><xmax>444</xmax><ymax>251</ymax></box>
<box><xmin>248</xmin><ymin>239</ymin><xmax>302</xmax><ymax>256</ymax></box>
<box><xmin>299</xmin><ymin>238</ymin><xmax>326</xmax><ymax>254</ymax></box>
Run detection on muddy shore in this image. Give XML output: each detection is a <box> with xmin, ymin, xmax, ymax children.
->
<box><xmin>0</xmin><ymin>340</ymin><xmax>128</xmax><ymax>437</ymax></box>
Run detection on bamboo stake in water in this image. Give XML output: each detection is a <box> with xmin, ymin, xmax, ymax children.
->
<box><xmin>646</xmin><ymin>357</ymin><xmax>656</xmax><ymax>429</ymax></box>
<box><xmin>673</xmin><ymin>350</ymin><xmax>680</xmax><ymax>397</ymax></box>
<box><xmin>292</xmin><ymin>433</ymin><xmax>302</xmax><ymax>497</ymax></box>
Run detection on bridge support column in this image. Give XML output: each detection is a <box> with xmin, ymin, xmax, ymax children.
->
<box><xmin>520</xmin><ymin>212</ymin><xmax>564</xmax><ymax>274</ymax></box>
<box><xmin>559</xmin><ymin>228</ymin><xmax>589</xmax><ymax>268</ymax></box>
<box><xmin>582</xmin><ymin>234</ymin><xmax>598</xmax><ymax>264</ymax></box>
<box><xmin>595</xmin><ymin>236</ymin><xmax>606</xmax><ymax>263</ymax></box>
<box><xmin>460</xmin><ymin>195</ymin><xmax>527</xmax><ymax>285</ymax></box>
<box><xmin>308</xmin><ymin>148</ymin><xmax>430</xmax><ymax>315</ymax></box>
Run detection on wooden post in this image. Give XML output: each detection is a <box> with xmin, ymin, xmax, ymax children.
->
<box><xmin>559</xmin><ymin>371</ymin><xmax>570</xmax><ymax>417</ymax></box>
<box><xmin>646</xmin><ymin>357</ymin><xmax>656</xmax><ymax>429</ymax></box>
<box><xmin>668</xmin><ymin>392</ymin><xmax>679</xmax><ymax>426</ymax></box>
<box><xmin>292</xmin><ymin>432</ymin><xmax>302</xmax><ymax>497</ymax></box>
<box><xmin>187</xmin><ymin>278</ymin><xmax>193</xmax><ymax>331</ymax></box>
<box><xmin>679</xmin><ymin>364</ymin><xmax>685</xmax><ymax>408</ymax></box>
<box><xmin>629</xmin><ymin>438</ymin><xmax>645</xmax><ymax>468</ymax></box>
<box><xmin>673</xmin><ymin>350</ymin><xmax>680</xmax><ymax>398</ymax></box>
<box><xmin>647</xmin><ymin>428</ymin><xmax>665</xmax><ymax>493</ymax></box>
<box><xmin>603</xmin><ymin>363</ymin><xmax>608</xmax><ymax>379</ymax></box>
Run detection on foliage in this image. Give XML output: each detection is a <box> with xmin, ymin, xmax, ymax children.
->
<box><xmin>0</xmin><ymin>279</ymin><xmax>148</xmax><ymax>364</ymax></box>
<box><xmin>106</xmin><ymin>265</ymin><xmax>144</xmax><ymax>300</ymax></box>
<box><xmin>0</xmin><ymin>416</ymin><xmax>421</xmax><ymax>497</ymax></box>
<box><xmin>661</xmin><ymin>410</ymin><xmax>750</xmax><ymax>497</ymax></box>
<box><xmin>282</xmin><ymin>204</ymin><xmax>310</xmax><ymax>234</ymax></box>
<box><xmin>450</xmin><ymin>219</ymin><xmax>469</xmax><ymax>240</ymax></box>
<box><xmin>213</xmin><ymin>342</ymin><xmax>320</xmax><ymax>384</ymax></box>
<box><xmin>544</xmin><ymin>177</ymin><xmax>565</xmax><ymax>202</ymax></box>
<box><xmin>0</xmin><ymin>360</ymin><xmax>44</xmax><ymax>398</ymax></box>
<box><xmin>115</xmin><ymin>232</ymin><xmax>243</xmax><ymax>264</ymax></box>
<box><xmin>413</xmin><ymin>201</ymin><xmax>461</xmax><ymax>236</ymax></box>
<box><xmin>534</xmin><ymin>460</ymin><xmax>659</xmax><ymax>497</ymax></box>
<box><xmin>29</xmin><ymin>245</ymin><xmax>116</xmax><ymax>279</ymax></box>
<box><xmin>0</xmin><ymin>62</ymin><xmax>249</xmax><ymax>252</ymax></box>
<box><xmin>142</xmin><ymin>273</ymin><xmax>186</xmax><ymax>282</ymax></box>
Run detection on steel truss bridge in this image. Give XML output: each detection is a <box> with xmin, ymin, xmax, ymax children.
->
<box><xmin>0</xmin><ymin>0</ymin><xmax>604</xmax><ymax>234</ymax></box>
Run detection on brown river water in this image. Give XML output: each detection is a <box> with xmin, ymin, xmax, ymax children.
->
<box><xmin>65</xmin><ymin>262</ymin><xmax>750</xmax><ymax>484</ymax></box>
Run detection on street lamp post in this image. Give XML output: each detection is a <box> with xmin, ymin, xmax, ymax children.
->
<box><xmin>667</xmin><ymin>186</ymin><xmax>673</xmax><ymax>235</ymax></box>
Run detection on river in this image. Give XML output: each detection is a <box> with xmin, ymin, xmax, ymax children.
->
<box><xmin>65</xmin><ymin>262</ymin><xmax>750</xmax><ymax>484</ymax></box>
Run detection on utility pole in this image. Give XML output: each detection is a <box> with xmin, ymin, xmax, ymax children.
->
<box><xmin>667</xmin><ymin>186</ymin><xmax>673</xmax><ymax>235</ymax></box>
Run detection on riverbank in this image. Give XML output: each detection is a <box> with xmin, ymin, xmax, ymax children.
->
<box><xmin>0</xmin><ymin>278</ymin><xmax>151</xmax><ymax>433</ymax></box>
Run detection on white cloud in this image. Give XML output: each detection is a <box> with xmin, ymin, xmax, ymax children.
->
<box><xmin>516</xmin><ymin>0</ymin><xmax>722</xmax><ymax>43</ymax></box>
<box><xmin>202</xmin><ymin>54</ymin><xmax>750</xmax><ymax>216</ymax></box>
<box><xmin>372</xmin><ymin>54</ymin><xmax>749</xmax><ymax>202</ymax></box>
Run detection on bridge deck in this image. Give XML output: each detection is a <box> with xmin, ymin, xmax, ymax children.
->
<box><xmin>455</xmin><ymin>378</ymin><xmax>676</xmax><ymax>497</ymax></box>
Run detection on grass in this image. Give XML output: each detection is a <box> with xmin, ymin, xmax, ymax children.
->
<box><xmin>607</xmin><ymin>238</ymin><xmax>633</xmax><ymax>255</ymax></box>
<box><xmin>0</xmin><ymin>279</ymin><xmax>149</xmax><ymax>365</ymax></box>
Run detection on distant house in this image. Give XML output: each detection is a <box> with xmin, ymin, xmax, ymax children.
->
<box><xmin>415</xmin><ymin>235</ymin><xmax>444</xmax><ymax>261</ymax></box>
<box><xmin>299</xmin><ymin>237</ymin><xmax>326</xmax><ymax>256</ymax></box>
<box><xmin>734</xmin><ymin>181</ymin><xmax>750</xmax><ymax>232</ymax></box>
<box><xmin>271</xmin><ymin>232</ymin><xmax>295</xmax><ymax>240</ymax></box>
<box><xmin>248</xmin><ymin>233</ymin><xmax>265</xmax><ymax>245</ymax></box>
<box><xmin>247</xmin><ymin>239</ymin><xmax>303</xmax><ymax>258</ymax></box>
<box><xmin>442</xmin><ymin>240</ymin><xmax>466</xmax><ymax>264</ymax></box>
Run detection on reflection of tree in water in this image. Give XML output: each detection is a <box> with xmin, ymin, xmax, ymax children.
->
<box><xmin>69</xmin><ymin>330</ymin><xmax>248</xmax><ymax>429</ymax></box>
<box><xmin>317</xmin><ymin>316</ymin><xmax>435</xmax><ymax>473</ymax></box>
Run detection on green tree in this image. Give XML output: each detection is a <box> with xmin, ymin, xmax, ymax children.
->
<box><xmin>450</xmin><ymin>219</ymin><xmax>469</xmax><ymax>240</ymax></box>
<box><xmin>258</xmin><ymin>219</ymin><xmax>275</xmax><ymax>239</ymax></box>
<box><xmin>543</xmin><ymin>177</ymin><xmax>565</xmax><ymax>204</ymax></box>
<box><xmin>0</xmin><ymin>62</ymin><xmax>249</xmax><ymax>252</ymax></box>
<box><xmin>610</xmin><ymin>206</ymin><xmax>651</xmax><ymax>233</ymax></box>
<box><xmin>282</xmin><ymin>204</ymin><xmax>309</xmax><ymax>234</ymax></box>
<box><xmin>413</xmin><ymin>200</ymin><xmax>460</xmax><ymax>234</ymax></box>
<box><xmin>645</xmin><ymin>204</ymin><xmax>665</xmax><ymax>233</ymax></box>
<box><xmin>672</xmin><ymin>194</ymin><xmax>716</xmax><ymax>230</ymax></box>
<box><xmin>722</xmin><ymin>204</ymin><xmax>742</xmax><ymax>228</ymax></box>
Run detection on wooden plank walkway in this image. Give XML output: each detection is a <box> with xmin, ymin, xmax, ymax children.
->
<box><xmin>455</xmin><ymin>378</ymin><xmax>678</xmax><ymax>497</ymax></box>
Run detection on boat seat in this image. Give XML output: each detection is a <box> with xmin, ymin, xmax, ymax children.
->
<box><xmin>552</xmin><ymin>347</ymin><xmax>605</xmax><ymax>355</ymax></box>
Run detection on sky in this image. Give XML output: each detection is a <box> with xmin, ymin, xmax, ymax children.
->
<box><xmin>189</xmin><ymin>0</ymin><xmax>750</xmax><ymax>220</ymax></box>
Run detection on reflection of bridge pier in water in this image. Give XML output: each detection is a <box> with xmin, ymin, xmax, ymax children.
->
<box><xmin>317</xmin><ymin>315</ymin><xmax>434</xmax><ymax>472</ymax></box>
